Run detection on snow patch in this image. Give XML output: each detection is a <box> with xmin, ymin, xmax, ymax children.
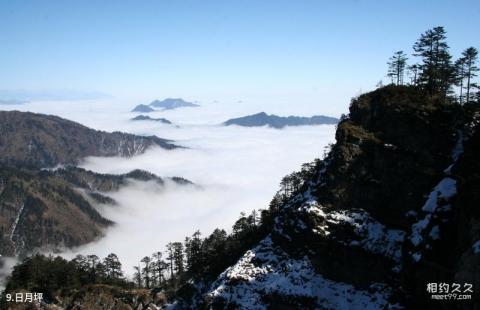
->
<box><xmin>207</xmin><ymin>236</ymin><xmax>396</xmax><ymax>309</ymax></box>
<box><xmin>409</xmin><ymin>215</ymin><xmax>431</xmax><ymax>247</ymax></box>
<box><xmin>428</xmin><ymin>225</ymin><xmax>440</xmax><ymax>240</ymax></box>
<box><xmin>421</xmin><ymin>178</ymin><xmax>457</xmax><ymax>213</ymax></box>
<box><xmin>324</xmin><ymin>209</ymin><xmax>405</xmax><ymax>262</ymax></box>
<box><xmin>472</xmin><ymin>240</ymin><xmax>480</xmax><ymax>254</ymax></box>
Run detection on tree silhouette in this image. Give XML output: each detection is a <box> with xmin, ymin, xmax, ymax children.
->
<box><xmin>413</xmin><ymin>26</ymin><xmax>454</xmax><ymax>97</ymax></box>
<box><xmin>461</xmin><ymin>47</ymin><xmax>479</xmax><ymax>103</ymax></box>
<box><xmin>387</xmin><ymin>51</ymin><xmax>408</xmax><ymax>85</ymax></box>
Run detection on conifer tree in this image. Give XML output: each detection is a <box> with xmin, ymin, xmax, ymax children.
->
<box><xmin>407</xmin><ymin>64</ymin><xmax>420</xmax><ymax>85</ymax></box>
<box><xmin>166</xmin><ymin>242</ymin><xmax>175</xmax><ymax>280</ymax></box>
<box><xmin>141</xmin><ymin>256</ymin><xmax>152</xmax><ymax>288</ymax></box>
<box><xmin>387</xmin><ymin>51</ymin><xmax>408</xmax><ymax>85</ymax></box>
<box><xmin>172</xmin><ymin>242</ymin><xmax>185</xmax><ymax>275</ymax></box>
<box><xmin>413</xmin><ymin>26</ymin><xmax>454</xmax><ymax>97</ymax></box>
<box><xmin>152</xmin><ymin>251</ymin><xmax>167</xmax><ymax>286</ymax></box>
<box><xmin>455</xmin><ymin>57</ymin><xmax>467</xmax><ymax>104</ymax></box>
<box><xmin>462</xmin><ymin>47</ymin><xmax>479</xmax><ymax>103</ymax></box>
<box><xmin>103</xmin><ymin>253</ymin><xmax>123</xmax><ymax>280</ymax></box>
<box><xmin>133</xmin><ymin>265</ymin><xmax>142</xmax><ymax>287</ymax></box>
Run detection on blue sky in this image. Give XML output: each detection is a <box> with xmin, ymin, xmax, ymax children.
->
<box><xmin>1</xmin><ymin>0</ymin><xmax>479</xmax><ymax>113</ymax></box>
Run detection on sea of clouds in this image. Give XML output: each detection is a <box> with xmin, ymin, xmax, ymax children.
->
<box><xmin>3</xmin><ymin>98</ymin><xmax>338</xmax><ymax>276</ymax></box>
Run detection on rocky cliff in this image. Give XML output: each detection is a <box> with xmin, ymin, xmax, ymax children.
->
<box><xmin>184</xmin><ymin>86</ymin><xmax>479</xmax><ymax>309</ymax></box>
<box><xmin>0</xmin><ymin>111</ymin><xmax>177</xmax><ymax>168</ymax></box>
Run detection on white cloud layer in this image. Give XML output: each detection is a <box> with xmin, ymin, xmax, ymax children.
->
<box><xmin>2</xmin><ymin>98</ymin><xmax>336</xmax><ymax>276</ymax></box>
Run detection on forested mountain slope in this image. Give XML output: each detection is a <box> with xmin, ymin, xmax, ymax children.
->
<box><xmin>0</xmin><ymin>111</ymin><xmax>177</xmax><ymax>168</ymax></box>
<box><xmin>0</xmin><ymin>166</ymin><xmax>190</xmax><ymax>257</ymax></box>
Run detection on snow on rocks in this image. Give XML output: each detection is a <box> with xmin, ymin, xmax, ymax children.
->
<box><xmin>473</xmin><ymin>240</ymin><xmax>480</xmax><ymax>254</ymax></box>
<box><xmin>421</xmin><ymin>178</ymin><xmax>457</xmax><ymax>213</ymax></box>
<box><xmin>323</xmin><ymin>208</ymin><xmax>405</xmax><ymax>262</ymax></box>
<box><xmin>207</xmin><ymin>236</ymin><xmax>397</xmax><ymax>310</ymax></box>
<box><xmin>408</xmin><ymin>177</ymin><xmax>458</xmax><ymax>258</ymax></box>
<box><xmin>410</xmin><ymin>215</ymin><xmax>431</xmax><ymax>247</ymax></box>
<box><xmin>407</xmin><ymin>132</ymin><xmax>461</xmax><ymax>261</ymax></box>
<box><xmin>296</xmin><ymin>201</ymin><xmax>405</xmax><ymax>263</ymax></box>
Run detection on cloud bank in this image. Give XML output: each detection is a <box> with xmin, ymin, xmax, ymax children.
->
<box><xmin>2</xmin><ymin>98</ymin><xmax>337</xmax><ymax>276</ymax></box>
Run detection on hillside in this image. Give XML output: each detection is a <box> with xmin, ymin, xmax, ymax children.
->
<box><xmin>223</xmin><ymin>112</ymin><xmax>339</xmax><ymax>128</ymax></box>
<box><xmin>0</xmin><ymin>166</ymin><xmax>191</xmax><ymax>257</ymax></box>
<box><xmin>0</xmin><ymin>111</ymin><xmax>177</xmax><ymax>168</ymax></box>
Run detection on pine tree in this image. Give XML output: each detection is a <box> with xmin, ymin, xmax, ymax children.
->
<box><xmin>86</xmin><ymin>254</ymin><xmax>99</xmax><ymax>270</ymax></box>
<box><xmin>185</xmin><ymin>231</ymin><xmax>203</xmax><ymax>273</ymax></box>
<box><xmin>140</xmin><ymin>256</ymin><xmax>152</xmax><ymax>288</ymax></box>
<box><xmin>248</xmin><ymin>209</ymin><xmax>260</xmax><ymax>227</ymax></box>
<box><xmin>413</xmin><ymin>26</ymin><xmax>454</xmax><ymax>97</ymax></box>
<box><xmin>133</xmin><ymin>265</ymin><xmax>142</xmax><ymax>287</ymax></box>
<box><xmin>166</xmin><ymin>242</ymin><xmax>175</xmax><ymax>280</ymax></box>
<box><xmin>462</xmin><ymin>47</ymin><xmax>479</xmax><ymax>103</ymax></box>
<box><xmin>387</xmin><ymin>51</ymin><xmax>408</xmax><ymax>85</ymax></box>
<box><xmin>172</xmin><ymin>242</ymin><xmax>184</xmax><ymax>275</ymax></box>
<box><xmin>72</xmin><ymin>254</ymin><xmax>89</xmax><ymax>271</ymax></box>
<box><xmin>455</xmin><ymin>57</ymin><xmax>467</xmax><ymax>104</ymax></box>
<box><xmin>407</xmin><ymin>64</ymin><xmax>420</xmax><ymax>85</ymax></box>
<box><xmin>232</xmin><ymin>212</ymin><xmax>250</xmax><ymax>236</ymax></box>
<box><xmin>86</xmin><ymin>254</ymin><xmax>100</xmax><ymax>282</ymax></box>
<box><xmin>103</xmin><ymin>253</ymin><xmax>123</xmax><ymax>280</ymax></box>
<box><xmin>152</xmin><ymin>251</ymin><xmax>167</xmax><ymax>286</ymax></box>
<box><xmin>95</xmin><ymin>262</ymin><xmax>107</xmax><ymax>280</ymax></box>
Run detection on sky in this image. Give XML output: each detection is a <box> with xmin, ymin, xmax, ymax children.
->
<box><xmin>1</xmin><ymin>0</ymin><xmax>480</xmax><ymax>115</ymax></box>
<box><xmin>1</xmin><ymin>0</ymin><xmax>480</xmax><ymax>277</ymax></box>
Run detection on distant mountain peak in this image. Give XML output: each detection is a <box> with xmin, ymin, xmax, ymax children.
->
<box><xmin>131</xmin><ymin>115</ymin><xmax>172</xmax><ymax>124</ymax></box>
<box><xmin>223</xmin><ymin>112</ymin><xmax>338</xmax><ymax>128</ymax></box>
<box><xmin>131</xmin><ymin>104</ymin><xmax>155</xmax><ymax>113</ymax></box>
<box><xmin>149</xmin><ymin>98</ymin><xmax>199</xmax><ymax>110</ymax></box>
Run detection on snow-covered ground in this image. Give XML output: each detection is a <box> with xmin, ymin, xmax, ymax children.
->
<box><xmin>208</xmin><ymin>236</ymin><xmax>398</xmax><ymax>309</ymax></box>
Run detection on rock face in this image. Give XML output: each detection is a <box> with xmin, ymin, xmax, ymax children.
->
<box><xmin>0</xmin><ymin>166</ymin><xmax>191</xmax><ymax>257</ymax></box>
<box><xmin>149</xmin><ymin>98</ymin><xmax>199</xmax><ymax>110</ymax></box>
<box><xmin>0</xmin><ymin>111</ymin><xmax>177</xmax><ymax>168</ymax></box>
<box><xmin>223</xmin><ymin>112</ymin><xmax>339</xmax><ymax>128</ymax></box>
<box><xmin>180</xmin><ymin>86</ymin><xmax>480</xmax><ymax>309</ymax></box>
<box><xmin>131</xmin><ymin>115</ymin><xmax>172</xmax><ymax>124</ymax></box>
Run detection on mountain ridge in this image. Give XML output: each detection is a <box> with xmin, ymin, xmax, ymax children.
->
<box><xmin>0</xmin><ymin>110</ymin><xmax>177</xmax><ymax>168</ymax></box>
<box><xmin>0</xmin><ymin>165</ymin><xmax>193</xmax><ymax>257</ymax></box>
<box><xmin>131</xmin><ymin>115</ymin><xmax>172</xmax><ymax>124</ymax></box>
<box><xmin>223</xmin><ymin>112</ymin><xmax>339</xmax><ymax>128</ymax></box>
<box><xmin>149</xmin><ymin>98</ymin><xmax>199</xmax><ymax>110</ymax></box>
<box><xmin>131</xmin><ymin>98</ymin><xmax>199</xmax><ymax>113</ymax></box>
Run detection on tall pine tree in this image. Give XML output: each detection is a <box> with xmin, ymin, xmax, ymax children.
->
<box><xmin>387</xmin><ymin>51</ymin><xmax>408</xmax><ymax>85</ymax></box>
<box><xmin>461</xmin><ymin>47</ymin><xmax>479</xmax><ymax>103</ymax></box>
<box><xmin>413</xmin><ymin>26</ymin><xmax>454</xmax><ymax>98</ymax></box>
